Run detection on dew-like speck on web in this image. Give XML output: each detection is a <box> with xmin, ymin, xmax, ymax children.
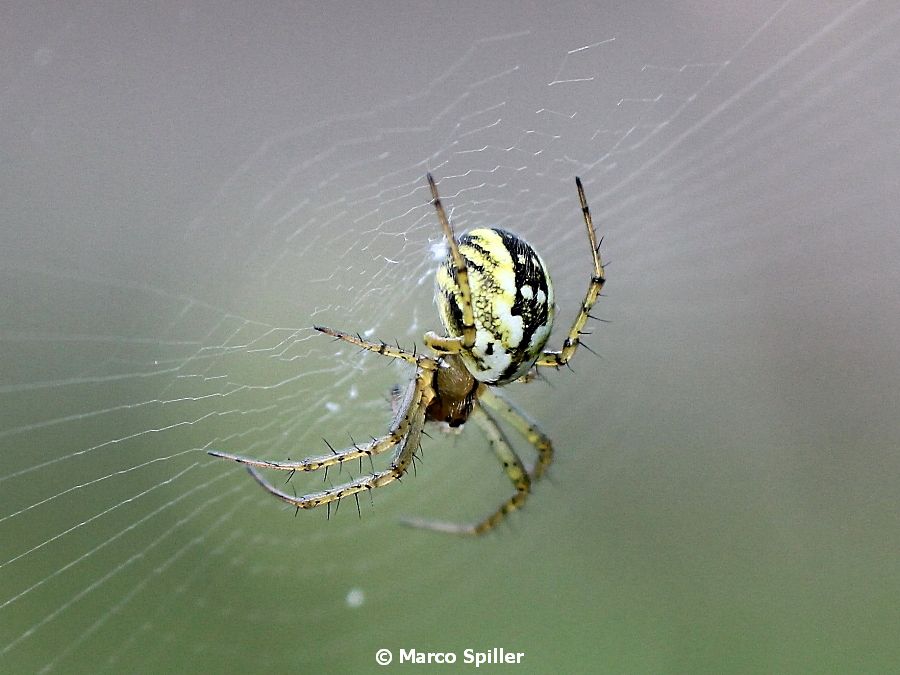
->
<box><xmin>345</xmin><ymin>587</ymin><xmax>365</xmax><ymax>608</ymax></box>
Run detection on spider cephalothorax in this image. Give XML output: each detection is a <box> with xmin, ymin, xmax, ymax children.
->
<box><xmin>209</xmin><ymin>173</ymin><xmax>605</xmax><ymax>535</ymax></box>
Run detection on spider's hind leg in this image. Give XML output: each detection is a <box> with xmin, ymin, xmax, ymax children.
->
<box><xmin>400</xmin><ymin>404</ymin><xmax>531</xmax><ymax>536</ymax></box>
<box><xmin>479</xmin><ymin>387</ymin><xmax>553</xmax><ymax>480</ymax></box>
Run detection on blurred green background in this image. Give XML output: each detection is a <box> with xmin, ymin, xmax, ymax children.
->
<box><xmin>2</xmin><ymin>2</ymin><xmax>899</xmax><ymax>673</ymax></box>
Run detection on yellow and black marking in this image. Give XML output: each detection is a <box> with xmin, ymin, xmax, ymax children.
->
<box><xmin>436</xmin><ymin>227</ymin><xmax>555</xmax><ymax>385</ymax></box>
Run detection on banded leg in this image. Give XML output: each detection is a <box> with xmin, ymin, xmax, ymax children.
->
<box><xmin>315</xmin><ymin>325</ymin><xmax>427</xmax><ymax>366</ymax></box>
<box><xmin>536</xmin><ymin>176</ymin><xmax>605</xmax><ymax>368</ymax></box>
<box><xmin>401</xmin><ymin>405</ymin><xmax>531</xmax><ymax>535</ymax></box>
<box><xmin>208</xmin><ymin>430</ymin><xmax>400</xmax><ymax>475</ymax></box>
<box><xmin>479</xmin><ymin>386</ymin><xmax>553</xmax><ymax>480</ymax></box>
<box><xmin>424</xmin><ymin>173</ymin><xmax>476</xmax><ymax>354</ymax></box>
<box><xmin>244</xmin><ymin>381</ymin><xmax>428</xmax><ymax>511</ymax></box>
<box><xmin>209</xmin><ymin>347</ymin><xmax>434</xmax><ymax>475</ymax></box>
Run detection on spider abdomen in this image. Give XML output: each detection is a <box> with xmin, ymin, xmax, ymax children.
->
<box><xmin>436</xmin><ymin>227</ymin><xmax>555</xmax><ymax>384</ymax></box>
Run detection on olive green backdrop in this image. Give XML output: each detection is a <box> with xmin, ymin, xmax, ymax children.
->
<box><xmin>2</xmin><ymin>2</ymin><xmax>898</xmax><ymax>673</ymax></box>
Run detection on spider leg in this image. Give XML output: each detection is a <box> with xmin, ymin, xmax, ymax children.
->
<box><xmin>315</xmin><ymin>325</ymin><xmax>427</xmax><ymax>365</ymax></box>
<box><xmin>209</xmin><ymin>341</ymin><xmax>433</xmax><ymax>474</ymax></box>
<box><xmin>400</xmin><ymin>404</ymin><xmax>531</xmax><ymax>536</ymax></box>
<box><xmin>241</xmin><ymin>378</ymin><xmax>428</xmax><ymax>511</ymax></box>
<box><xmin>479</xmin><ymin>386</ymin><xmax>553</xmax><ymax>480</ymax></box>
<box><xmin>207</xmin><ymin>428</ymin><xmax>401</xmax><ymax>474</ymax></box>
<box><xmin>536</xmin><ymin>176</ymin><xmax>605</xmax><ymax>368</ymax></box>
<box><xmin>425</xmin><ymin>173</ymin><xmax>476</xmax><ymax>353</ymax></box>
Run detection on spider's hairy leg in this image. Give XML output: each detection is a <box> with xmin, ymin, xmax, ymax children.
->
<box><xmin>423</xmin><ymin>330</ymin><xmax>464</xmax><ymax>355</ymax></box>
<box><xmin>426</xmin><ymin>173</ymin><xmax>476</xmax><ymax>351</ymax></box>
<box><xmin>241</xmin><ymin>378</ymin><xmax>428</xmax><ymax>511</ymax></box>
<box><xmin>536</xmin><ymin>176</ymin><xmax>606</xmax><ymax>368</ymax></box>
<box><xmin>479</xmin><ymin>386</ymin><xmax>553</xmax><ymax>480</ymax></box>
<box><xmin>208</xmin><ymin>428</ymin><xmax>401</xmax><ymax>474</ymax></box>
<box><xmin>314</xmin><ymin>325</ymin><xmax>425</xmax><ymax>365</ymax></box>
<box><xmin>209</xmin><ymin>335</ymin><xmax>434</xmax><ymax>474</ymax></box>
<box><xmin>400</xmin><ymin>404</ymin><xmax>530</xmax><ymax>536</ymax></box>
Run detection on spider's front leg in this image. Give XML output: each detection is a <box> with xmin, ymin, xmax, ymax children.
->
<box><xmin>423</xmin><ymin>331</ymin><xmax>466</xmax><ymax>355</ymax></box>
<box><xmin>208</xmin><ymin>432</ymin><xmax>400</xmax><ymax>476</ymax></box>
<box><xmin>208</xmin><ymin>332</ymin><xmax>435</xmax><ymax>474</ymax></box>
<box><xmin>426</xmin><ymin>173</ymin><xmax>477</xmax><ymax>352</ymax></box>
<box><xmin>239</xmin><ymin>376</ymin><xmax>429</xmax><ymax>512</ymax></box>
<box><xmin>315</xmin><ymin>325</ymin><xmax>423</xmax><ymax>365</ymax></box>
<box><xmin>246</xmin><ymin>407</ymin><xmax>425</xmax><ymax>512</ymax></box>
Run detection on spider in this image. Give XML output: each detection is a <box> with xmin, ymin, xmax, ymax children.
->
<box><xmin>209</xmin><ymin>173</ymin><xmax>605</xmax><ymax>535</ymax></box>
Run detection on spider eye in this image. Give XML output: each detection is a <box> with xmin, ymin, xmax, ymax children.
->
<box><xmin>436</xmin><ymin>227</ymin><xmax>554</xmax><ymax>384</ymax></box>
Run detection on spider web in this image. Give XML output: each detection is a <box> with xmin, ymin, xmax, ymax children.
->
<box><xmin>3</xmin><ymin>2</ymin><xmax>900</xmax><ymax>672</ymax></box>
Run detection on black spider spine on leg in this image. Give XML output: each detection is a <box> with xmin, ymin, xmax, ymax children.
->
<box><xmin>579</xmin><ymin>341</ymin><xmax>600</xmax><ymax>358</ymax></box>
<box><xmin>289</xmin><ymin>483</ymin><xmax>300</xmax><ymax>517</ymax></box>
